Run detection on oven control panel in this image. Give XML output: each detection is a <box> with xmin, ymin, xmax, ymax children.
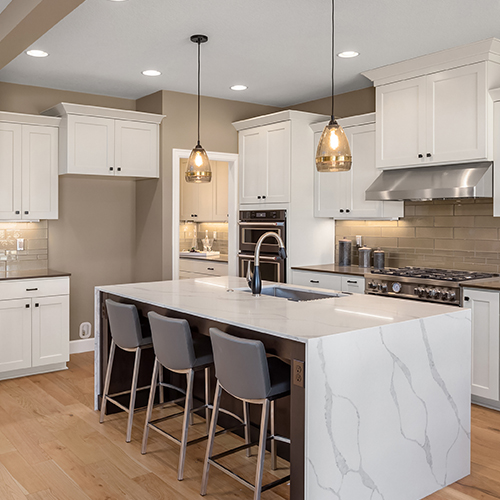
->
<box><xmin>366</xmin><ymin>279</ymin><xmax>459</xmax><ymax>305</ymax></box>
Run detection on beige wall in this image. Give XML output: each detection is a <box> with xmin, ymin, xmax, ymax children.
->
<box><xmin>336</xmin><ymin>199</ymin><xmax>500</xmax><ymax>273</ymax></box>
<box><xmin>0</xmin><ymin>81</ymin><xmax>137</xmax><ymax>340</ymax></box>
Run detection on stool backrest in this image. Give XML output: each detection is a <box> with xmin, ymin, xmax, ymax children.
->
<box><xmin>105</xmin><ymin>299</ymin><xmax>143</xmax><ymax>349</ymax></box>
<box><xmin>148</xmin><ymin>312</ymin><xmax>196</xmax><ymax>371</ymax></box>
<box><xmin>209</xmin><ymin>328</ymin><xmax>270</xmax><ymax>401</ymax></box>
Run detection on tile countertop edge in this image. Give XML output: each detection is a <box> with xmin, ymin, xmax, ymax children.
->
<box><xmin>0</xmin><ymin>269</ymin><xmax>71</xmax><ymax>281</ymax></box>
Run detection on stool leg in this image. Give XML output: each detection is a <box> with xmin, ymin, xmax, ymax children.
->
<box><xmin>178</xmin><ymin>369</ymin><xmax>194</xmax><ymax>481</ymax></box>
<box><xmin>141</xmin><ymin>357</ymin><xmax>159</xmax><ymax>454</ymax></box>
<box><xmin>243</xmin><ymin>401</ymin><xmax>251</xmax><ymax>457</ymax></box>
<box><xmin>201</xmin><ymin>381</ymin><xmax>222</xmax><ymax>496</ymax></box>
<box><xmin>100</xmin><ymin>340</ymin><xmax>116</xmax><ymax>424</ymax></box>
<box><xmin>271</xmin><ymin>399</ymin><xmax>276</xmax><ymax>470</ymax></box>
<box><xmin>254</xmin><ymin>399</ymin><xmax>270</xmax><ymax>500</ymax></box>
<box><xmin>204</xmin><ymin>367</ymin><xmax>211</xmax><ymax>435</ymax></box>
<box><xmin>158</xmin><ymin>364</ymin><xmax>164</xmax><ymax>404</ymax></box>
<box><xmin>126</xmin><ymin>347</ymin><xmax>142</xmax><ymax>443</ymax></box>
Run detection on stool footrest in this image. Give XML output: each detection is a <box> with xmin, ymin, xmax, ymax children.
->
<box><xmin>106</xmin><ymin>385</ymin><xmax>151</xmax><ymax>399</ymax></box>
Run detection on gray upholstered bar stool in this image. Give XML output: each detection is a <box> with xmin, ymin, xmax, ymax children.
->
<box><xmin>100</xmin><ymin>299</ymin><xmax>156</xmax><ymax>443</ymax></box>
<box><xmin>201</xmin><ymin>328</ymin><xmax>291</xmax><ymax>500</ymax></box>
<box><xmin>142</xmin><ymin>312</ymin><xmax>247</xmax><ymax>481</ymax></box>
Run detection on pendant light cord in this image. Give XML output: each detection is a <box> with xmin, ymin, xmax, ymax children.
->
<box><xmin>197</xmin><ymin>40</ymin><xmax>201</xmax><ymax>147</ymax></box>
<box><xmin>331</xmin><ymin>0</ymin><xmax>335</xmax><ymax>121</ymax></box>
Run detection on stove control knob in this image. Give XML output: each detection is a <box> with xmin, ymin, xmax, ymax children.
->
<box><xmin>369</xmin><ymin>282</ymin><xmax>377</xmax><ymax>289</ymax></box>
<box><xmin>442</xmin><ymin>291</ymin><xmax>450</xmax><ymax>300</ymax></box>
<box><xmin>426</xmin><ymin>288</ymin><xmax>434</xmax><ymax>298</ymax></box>
<box><xmin>392</xmin><ymin>282</ymin><xmax>402</xmax><ymax>293</ymax></box>
<box><xmin>381</xmin><ymin>284</ymin><xmax>388</xmax><ymax>292</ymax></box>
<box><xmin>413</xmin><ymin>287</ymin><xmax>419</xmax><ymax>296</ymax></box>
<box><xmin>449</xmin><ymin>292</ymin><xmax>456</xmax><ymax>302</ymax></box>
<box><xmin>417</xmin><ymin>287</ymin><xmax>425</xmax><ymax>297</ymax></box>
<box><xmin>434</xmin><ymin>290</ymin><xmax>442</xmax><ymax>299</ymax></box>
<box><xmin>377</xmin><ymin>283</ymin><xmax>383</xmax><ymax>291</ymax></box>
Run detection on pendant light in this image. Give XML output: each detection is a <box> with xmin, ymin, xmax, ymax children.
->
<box><xmin>315</xmin><ymin>0</ymin><xmax>352</xmax><ymax>172</ymax></box>
<box><xmin>185</xmin><ymin>34</ymin><xmax>212</xmax><ymax>183</ymax></box>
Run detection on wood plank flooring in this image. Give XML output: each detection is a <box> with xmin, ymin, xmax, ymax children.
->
<box><xmin>0</xmin><ymin>352</ymin><xmax>498</xmax><ymax>499</ymax></box>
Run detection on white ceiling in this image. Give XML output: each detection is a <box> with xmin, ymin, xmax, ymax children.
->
<box><xmin>1</xmin><ymin>0</ymin><xmax>500</xmax><ymax>107</ymax></box>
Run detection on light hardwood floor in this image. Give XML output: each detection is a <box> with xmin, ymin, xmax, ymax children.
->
<box><xmin>0</xmin><ymin>352</ymin><xmax>498</xmax><ymax>499</ymax></box>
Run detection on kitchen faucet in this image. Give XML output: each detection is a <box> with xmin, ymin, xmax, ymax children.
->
<box><xmin>246</xmin><ymin>231</ymin><xmax>287</xmax><ymax>296</ymax></box>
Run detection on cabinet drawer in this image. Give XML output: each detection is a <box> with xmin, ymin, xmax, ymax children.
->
<box><xmin>291</xmin><ymin>270</ymin><xmax>342</xmax><ymax>291</ymax></box>
<box><xmin>341</xmin><ymin>276</ymin><xmax>365</xmax><ymax>294</ymax></box>
<box><xmin>179</xmin><ymin>259</ymin><xmax>228</xmax><ymax>276</ymax></box>
<box><xmin>0</xmin><ymin>277</ymin><xmax>69</xmax><ymax>301</ymax></box>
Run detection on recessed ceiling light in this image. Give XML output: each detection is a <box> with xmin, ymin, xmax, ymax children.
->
<box><xmin>26</xmin><ymin>49</ymin><xmax>48</xmax><ymax>58</ymax></box>
<box><xmin>142</xmin><ymin>70</ymin><xmax>161</xmax><ymax>76</ymax></box>
<box><xmin>337</xmin><ymin>51</ymin><xmax>359</xmax><ymax>58</ymax></box>
<box><xmin>230</xmin><ymin>85</ymin><xmax>248</xmax><ymax>91</ymax></box>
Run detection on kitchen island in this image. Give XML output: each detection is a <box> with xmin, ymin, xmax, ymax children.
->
<box><xmin>94</xmin><ymin>276</ymin><xmax>471</xmax><ymax>500</ymax></box>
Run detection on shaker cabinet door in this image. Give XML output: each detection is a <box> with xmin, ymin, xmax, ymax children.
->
<box><xmin>0</xmin><ymin>123</ymin><xmax>22</xmax><ymax>220</ymax></box>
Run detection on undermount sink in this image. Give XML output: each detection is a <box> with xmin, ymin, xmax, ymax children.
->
<box><xmin>238</xmin><ymin>286</ymin><xmax>344</xmax><ymax>302</ymax></box>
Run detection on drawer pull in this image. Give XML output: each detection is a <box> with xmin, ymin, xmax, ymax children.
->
<box><xmin>207</xmin><ymin>267</ymin><xmax>215</xmax><ymax>271</ymax></box>
<box><xmin>25</xmin><ymin>304</ymin><xmax>30</xmax><ymax>308</ymax></box>
<box><xmin>347</xmin><ymin>280</ymin><xmax>357</xmax><ymax>284</ymax></box>
<box><xmin>26</xmin><ymin>288</ymin><xmax>38</xmax><ymax>291</ymax></box>
<box><xmin>35</xmin><ymin>303</ymin><xmax>39</xmax><ymax>307</ymax></box>
<box><xmin>310</xmin><ymin>280</ymin><xmax>319</xmax><ymax>284</ymax></box>
<box><xmin>464</xmin><ymin>296</ymin><xmax>470</xmax><ymax>302</ymax></box>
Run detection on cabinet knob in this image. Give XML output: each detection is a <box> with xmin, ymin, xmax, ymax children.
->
<box><xmin>15</xmin><ymin>211</ymin><xmax>20</xmax><ymax>215</ymax></box>
<box><xmin>35</xmin><ymin>303</ymin><xmax>39</xmax><ymax>308</ymax></box>
<box><xmin>109</xmin><ymin>167</ymin><xmax>114</xmax><ymax>171</ymax></box>
<box><xmin>262</xmin><ymin>195</ymin><xmax>266</xmax><ymax>199</ymax></box>
<box><xmin>464</xmin><ymin>296</ymin><xmax>470</xmax><ymax>301</ymax></box>
<box><xmin>339</xmin><ymin>209</ymin><xmax>344</xmax><ymax>213</ymax></box>
<box><xmin>346</xmin><ymin>209</ymin><xmax>350</xmax><ymax>213</ymax></box>
<box><xmin>257</xmin><ymin>196</ymin><xmax>261</xmax><ymax>199</ymax></box>
<box><xmin>426</xmin><ymin>153</ymin><xmax>432</xmax><ymax>158</ymax></box>
<box><xmin>24</xmin><ymin>211</ymin><xmax>29</xmax><ymax>215</ymax></box>
<box><xmin>117</xmin><ymin>167</ymin><xmax>121</xmax><ymax>172</ymax></box>
<box><xmin>25</xmin><ymin>304</ymin><xmax>30</xmax><ymax>308</ymax></box>
<box><xmin>418</xmin><ymin>154</ymin><xmax>423</xmax><ymax>158</ymax></box>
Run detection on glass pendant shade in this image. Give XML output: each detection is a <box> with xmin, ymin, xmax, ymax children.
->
<box><xmin>185</xmin><ymin>143</ymin><xmax>212</xmax><ymax>182</ymax></box>
<box><xmin>315</xmin><ymin>118</ymin><xmax>352</xmax><ymax>172</ymax></box>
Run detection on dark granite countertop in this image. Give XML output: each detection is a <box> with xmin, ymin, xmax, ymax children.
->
<box><xmin>292</xmin><ymin>264</ymin><xmax>371</xmax><ymax>277</ymax></box>
<box><xmin>0</xmin><ymin>269</ymin><xmax>71</xmax><ymax>281</ymax></box>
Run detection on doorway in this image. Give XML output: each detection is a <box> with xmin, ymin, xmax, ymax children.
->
<box><xmin>172</xmin><ymin>149</ymin><xmax>239</xmax><ymax>280</ymax></box>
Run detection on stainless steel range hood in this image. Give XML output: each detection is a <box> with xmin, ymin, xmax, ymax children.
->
<box><xmin>365</xmin><ymin>162</ymin><xmax>493</xmax><ymax>201</ymax></box>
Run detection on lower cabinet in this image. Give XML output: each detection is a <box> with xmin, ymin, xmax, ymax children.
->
<box><xmin>179</xmin><ymin>259</ymin><xmax>228</xmax><ymax>279</ymax></box>
<box><xmin>463</xmin><ymin>287</ymin><xmax>500</xmax><ymax>402</ymax></box>
<box><xmin>0</xmin><ymin>277</ymin><xmax>70</xmax><ymax>378</ymax></box>
<box><xmin>291</xmin><ymin>270</ymin><xmax>365</xmax><ymax>294</ymax></box>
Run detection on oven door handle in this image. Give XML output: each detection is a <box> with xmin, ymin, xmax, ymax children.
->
<box><xmin>238</xmin><ymin>254</ymin><xmax>280</xmax><ymax>262</ymax></box>
<box><xmin>238</xmin><ymin>221</ymin><xmax>285</xmax><ymax>227</ymax></box>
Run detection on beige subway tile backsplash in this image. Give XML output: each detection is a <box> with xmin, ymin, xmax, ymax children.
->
<box><xmin>335</xmin><ymin>199</ymin><xmax>500</xmax><ymax>272</ymax></box>
<box><xmin>0</xmin><ymin>221</ymin><xmax>49</xmax><ymax>272</ymax></box>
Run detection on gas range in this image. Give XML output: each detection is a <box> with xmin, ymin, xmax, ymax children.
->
<box><xmin>365</xmin><ymin>266</ymin><xmax>498</xmax><ymax>306</ymax></box>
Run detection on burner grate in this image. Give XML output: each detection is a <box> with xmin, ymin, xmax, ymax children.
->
<box><xmin>371</xmin><ymin>266</ymin><xmax>498</xmax><ymax>282</ymax></box>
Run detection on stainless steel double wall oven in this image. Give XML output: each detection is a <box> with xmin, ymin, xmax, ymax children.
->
<box><xmin>238</xmin><ymin>209</ymin><xmax>287</xmax><ymax>283</ymax></box>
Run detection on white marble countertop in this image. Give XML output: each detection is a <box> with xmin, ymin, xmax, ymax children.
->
<box><xmin>96</xmin><ymin>276</ymin><xmax>461</xmax><ymax>343</ymax></box>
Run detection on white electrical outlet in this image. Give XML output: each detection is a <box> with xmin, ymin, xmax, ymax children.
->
<box><xmin>16</xmin><ymin>238</ymin><xmax>25</xmax><ymax>251</ymax></box>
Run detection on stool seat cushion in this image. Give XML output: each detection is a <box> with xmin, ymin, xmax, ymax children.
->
<box><xmin>267</xmin><ymin>357</ymin><xmax>291</xmax><ymax>400</ymax></box>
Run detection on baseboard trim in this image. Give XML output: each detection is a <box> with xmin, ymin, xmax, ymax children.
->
<box><xmin>70</xmin><ymin>338</ymin><xmax>95</xmax><ymax>354</ymax></box>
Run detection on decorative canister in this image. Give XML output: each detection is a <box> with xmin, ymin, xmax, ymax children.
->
<box><xmin>358</xmin><ymin>246</ymin><xmax>372</xmax><ymax>268</ymax></box>
<box><xmin>338</xmin><ymin>237</ymin><xmax>352</xmax><ymax>266</ymax></box>
<box><xmin>373</xmin><ymin>248</ymin><xmax>385</xmax><ymax>270</ymax></box>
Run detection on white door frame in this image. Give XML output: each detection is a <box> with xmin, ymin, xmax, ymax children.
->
<box><xmin>172</xmin><ymin>149</ymin><xmax>239</xmax><ymax>279</ymax></box>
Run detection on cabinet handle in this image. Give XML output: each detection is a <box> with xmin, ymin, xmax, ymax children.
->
<box><xmin>262</xmin><ymin>195</ymin><xmax>266</xmax><ymax>199</ymax></box>
<box><xmin>26</xmin><ymin>288</ymin><xmax>38</xmax><ymax>291</ymax></box>
<box><xmin>24</xmin><ymin>211</ymin><xmax>29</xmax><ymax>215</ymax></box>
<box><xmin>35</xmin><ymin>303</ymin><xmax>39</xmax><ymax>307</ymax></box>
<box><xmin>418</xmin><ymin>154</ymin><xmax>423</xmax><ymax>158</ymax></box>
<box><xmin>346</xmin><ymin>209</ymin><xmax>350</xmax><ymax>213</ymax></box>
<box><xmin>257</xmin><ymin>196</ymin><xmax>261</xmax><ymax>199</ymax></box>
<box><xmin>207</xmin><ymin>267</ymin><xmax>215</xmax><ymax>271</ymax></box>
<box><xmin>15</xmin><ymin>211</ymin><xmax>20</xmax><ymax>215</ymax></box>
<box><xmin>310</xmin><ymin>279</ymin><xmax>320</xmax><ymax>284</ymax></box>
<box><xmin>25</xmin><ymin>304</ymin><xmax>30</xmax><ymax>308</ymax></box>
<box><xmin>426</xmin><ymin>153</ymin><xmax>432</xmax><ymax>158</ymax></box>
<box><xmin>464</xmin><ymin>296</ymin><xmax>470</xmax><ymax>301</ymax></box>
<box><xmin>109</xmin><ymin>167</ymin><xmax>114</xmax><ymax>171</ymax></box>
<box><xmin>117</xmin><ymin>167</ymin><xmax>121</xmax><ymax>172</ymax></box>
<box><xmin>347</xmin><ymin>280</ymin><xmax>357</xmax><ymax>284</ymax></box>
<box><xmin>340</xmin><ymin>209</ymin><xmax>344</xmax><ymax>213</ymax></box>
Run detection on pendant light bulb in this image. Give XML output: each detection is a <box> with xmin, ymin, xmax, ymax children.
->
<box><xmin>315</xmin><ymin>0</ymin><xmax>352</xmax><ymax>173</ymax></box>
<box><xmin>186</xmin><ymin>34</ymin><xmax>212</xmax><ymax>183</ymax></box>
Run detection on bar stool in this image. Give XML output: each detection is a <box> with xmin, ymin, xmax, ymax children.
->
<box><xmin>100</xmin><ymin>299</ymin><xmax>156</xmax><ymax>443</ymax></box>
<box><xmin>142</xmin><ymin>312</ymin><xmax>247</xmax><ymax>481</ymax></box>
<box><xmin>201</xmin><ymin>328</ymin><xmax>291</xmax><ymax>500</ymax></box>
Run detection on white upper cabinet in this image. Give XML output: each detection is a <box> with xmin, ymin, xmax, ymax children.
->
<box><xmin>313</xmin><ymin>113</ymin><xmax>403</xmax><ymax>219</ymax></box>
<box><xmin>0</xmin><ymin>113</ymin><xmax>59</xmax><ymax>221</ymax></box>
<box><xmin>236</xmin><ymin>120</ymin><xmax>291</xmax><ymax>205</ymax></box>
<box><xmin>42</xmin><ymin>103</ymin><xmax>164</xmax><ymax>178</ymax></box>
<box><xmin>363</xmin><ymin>39</ymin><xmax>500</xmax><ymax>169</ymax></box>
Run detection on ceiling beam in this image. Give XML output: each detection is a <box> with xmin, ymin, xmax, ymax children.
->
<box><xmin>0</xmin><ymin>0</ymin><xmax>85</xmax><ymax>70</ymax></box>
